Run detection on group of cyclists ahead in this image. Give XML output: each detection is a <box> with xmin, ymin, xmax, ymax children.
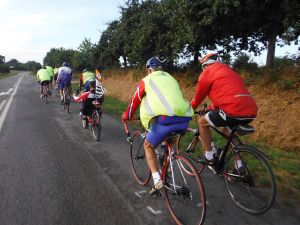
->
<box><xmin>122</xmin><ymin>52</ymin><xmax>258</xmax><ymax>196</ymax></box>
<box><xmin>36</xmin><ymin>62</ymin><xmax>106</xmax><ymax>119</ymax></box>
<box><xmin>37</xmin><ymin>53</ymin><xmax>258</xmax><ymax>198</ymax></box>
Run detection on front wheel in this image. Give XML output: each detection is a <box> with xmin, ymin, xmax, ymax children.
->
<box><xmin>224</xmin><ymin>145</ymin><xmax>276</xmax><ymax>214</ymax></box>
<box><xmin>163</xmin><ymin>154</ymin><xmax>206</xmax><ymax>225</ymax></box>
<box><xmin>176</xmin><ymin>133</ymin><xmax>205</xmax><ymax>175</ymax></box>
<box><xmin>92</xmin><ymin>111</ymin><xmax>102</xmax><ymax>141</ymax></box>
<box><xmin>130</xmin><ymin>131</ymin><xmax>151</xmax><ymax>185</ymax></box>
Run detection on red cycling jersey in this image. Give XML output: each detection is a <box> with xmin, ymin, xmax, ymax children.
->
<box><xmin>191</xmin><ymin>63</ymin><xmax>258</xmax><ymax>117</ymax></box>
<box><xmin>74</xmin><ymin>91</ymin><xmax>96</xmax><ymax>103</ymax></box>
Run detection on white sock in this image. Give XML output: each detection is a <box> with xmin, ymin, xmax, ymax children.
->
<box><xmin>235</xmin><ymin>160</ymin><xmax>243</xmax><ymax>169</ymax></box>
<box><xmin>152</xmin><ymin>172</ymin><xmax>161</xmax><ymax>185</ymax></box>
<box><xmin>205</xmin><ymin>151</ymin><xmax>214</xmax><ymax>160</ymax></box>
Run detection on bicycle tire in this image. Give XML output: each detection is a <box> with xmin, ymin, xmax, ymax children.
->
<box><xmin>92</xmin><ymin>111</ymin><xmax>101</xmax><ymax>141</ymax></box>
<box><xmin>129</xmin><ymin>131</ymin><xmax>151</xmax><ymax>186</ymax></box>
<box><xmin>163</xmin><ymin>154</ymin><xmax>206</xmax><ymax>225</ymax></box>
<box><xmin>176</xmin><ymin>133</ymin><xmax>205</xmax><ymax>175</ymax></box>
<box><xmin>224</xmin><ymin>145</ymin><xmax>276</xmax><ymax>214</ymax></box>
<box><xmin>44</xmin><ymin>94</ymin><xmax>48</xmax><ymax>104</ymax></box>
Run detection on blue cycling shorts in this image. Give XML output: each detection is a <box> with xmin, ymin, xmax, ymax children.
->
<box><xmin>83</xmin><ymin>81</ymin><xmax>90</xmax><ymax>92</ymax></box>
<box><xmin>146</xmin><ymin>116</ymin><xmax>191</xmax><ymax>147</ymax></box>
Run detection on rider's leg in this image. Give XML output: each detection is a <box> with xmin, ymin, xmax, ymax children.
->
<box><xmin>144</xmin><ymin>140</ymin><xmax>161</xmax><ymax>185</ymax></box>
<box><xmin>198</xmin><ymin>116</ymin><xmax>214</xmax><ymax>160</ymax></box>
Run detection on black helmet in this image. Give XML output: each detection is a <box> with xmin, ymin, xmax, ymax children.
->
<box><xmin>89</xmin><ymin>79</ymin><xmax>96</xmax><ymax>87</ymax></box>
<box><xmin>62</xmin><ymin>62</ymin><xmax>69</xmax><ymax>67</ymax></box>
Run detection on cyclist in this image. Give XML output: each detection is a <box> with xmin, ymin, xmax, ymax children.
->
<box><xmin>80</xmin><ymin>68</ymin><xmax>96</xmax><ymax>92</ymax></box>
<box><xmin>95</xmin><ymin>67</ymin><xmax>106</xmax><ymax>103</ymax></box>
<box><xmin>190</xmin><ymin>52</ymin><xmax>258</xmax><ymax>168</ymax></box>
<box><xmin>45</xmin><ymin>65</ymin><xmax>54</xmax><ymax>91</ymax></box>
<box><xmin>73</xmin><ymin>79</ymin><xmax>98</xmax><ymax>118</ymax></box>
<box><xmin>53</xmin><ymin>65</ymin><xmax>59</xmax><ymax>89</ymax></box>
<box><xmin>57</xmin><ymin>62</ymin><xmax>72</xmax><ymax>104</ymax></box>
<box><xmin>37</xmin><ymin>66</ymin><xmax>51</xmax><ymax>99</ymax></box>
<box><xmin>122</xmin><ymin>57</ymin><xmax>194</xmax><ymax>195</ymax></box>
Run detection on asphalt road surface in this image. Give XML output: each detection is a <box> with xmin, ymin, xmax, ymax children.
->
<box><xmin>0</xmin><ymin>72</ymin><xmax>299</xmax><ymax>225</ymax></box>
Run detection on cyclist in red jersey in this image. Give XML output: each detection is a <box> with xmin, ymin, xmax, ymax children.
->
<box><xmin>191</xmin><ymin>52</ymin><xmax>258</xmax><ymax>166</ymax></box>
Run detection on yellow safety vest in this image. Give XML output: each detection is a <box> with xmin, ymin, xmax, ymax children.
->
<box><xmin>140</xmin><ymin>71</ymin><xmax>194</xmax><ymax>128</ymax></box>
<box><xmin>82</xmin><ymin>71</ymin><xmax>95</xmax><ymax>84</ymax></box>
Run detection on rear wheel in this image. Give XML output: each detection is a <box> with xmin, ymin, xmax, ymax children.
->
<box><xmin>224</xmin><ymin>145</ymin><xmax>276</xmax><ymax>214</ymax></box>
<box><xmin>130</xmin><ymin>131</ymin><xmax>151</xmax><ymax>185</ymax></box>
<box><xmin>163</xmin><ymin>154</ymin><xmax>206</xmax><ymax>225</ymax></box>
<box><xmin>92</xmin><ymin>111</ymin><xmax>101</xmax><ymax>141</ymax></box>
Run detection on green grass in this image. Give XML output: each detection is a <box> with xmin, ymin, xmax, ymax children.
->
<box><xmin>104</xmin><ymin>95</ymin><xmax>300</xmax><ymax>204</ymax></box>
<box><xmin>0</xmin><ymin>70</ymin><xmax>19</xmax><ymax>80</ymax></box>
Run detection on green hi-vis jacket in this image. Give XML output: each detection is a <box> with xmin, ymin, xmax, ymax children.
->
<box><xmin>37</xmin><ymin>68</ymin><xmax>51</xmax><ymax>81</ymax></box>
<box><xmin>82</xmin><ymin>71</ymin><xmax>95</xmax><ymax>84</ymax></box>
<box><xmin>45</xmin><ymin>66</ymin><xmax>54</xmax><ymax>76</ymax></box>
<box><xmin>140</xmin><ymin>71</ymin><xmax>194</xmax><ymax>129</ymax></box>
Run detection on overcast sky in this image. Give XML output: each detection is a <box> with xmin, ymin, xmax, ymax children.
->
<box><xmin>0</xmin><ymin>0</ymin><xmax>124</xmax><ymax>64</ymax></box>
<box><xmin>0</xmin><ymin>0</ymin><xmax>298</xmax><ymax>65</ymax></box>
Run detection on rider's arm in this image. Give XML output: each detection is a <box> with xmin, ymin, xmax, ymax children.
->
<box><xmin>79</xmin><ymin>73</ymin><xmax>83</xmax><ymax>87</ymax></box>
<box><xmin>74</xmin><ymin>92</ymin><xmax>89</xmax><ymax>103</ymax></box>
<box><xmin>123</xmin><ymin>80</ymin><xmax>145</xmax><ymax>119</ymax></box>
<box><xmin>190</xmin><ymin>71</ymin><xmax>211</xmax><ymax>110</ymax></box>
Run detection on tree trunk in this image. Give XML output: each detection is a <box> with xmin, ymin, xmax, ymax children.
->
<box><xmin>266</xmin><ymin>35</ymin><xmax>276</xmax><ymax>67</ymax></box>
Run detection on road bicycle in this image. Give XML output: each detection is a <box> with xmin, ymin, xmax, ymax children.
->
<box><xmin>176</xmin><ymin>110</ymin><xmax>277</xmax><ymax>215</ymax></box>
<box><xmin>62</xmin><ymin>86</ymin><xmax>71</xmax><ymax>113</ymax></box>
<box><xmin>40</xmin><ymin>82</ymin><xmax>51</xmax><ymax>104</ymax></box>
<box><xmin>124</xmin><ymin>120</ymin><xmax>206</xmax><ymax>225</ymax></box>
<box><xmin>81</xmin><ymin>100</ymin><xmax>102</xmax><ymax>141</ymax></box>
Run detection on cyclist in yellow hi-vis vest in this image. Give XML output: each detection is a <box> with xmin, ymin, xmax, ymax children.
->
<box><xmin>80</xmin><ymin>68</ymin><xmax>96</xmax><ymax>92</ymax></box>
<box><xmin>122</xmin><ymin>57</ymin><xmax>194</xmax><ymax>196</ymax></box>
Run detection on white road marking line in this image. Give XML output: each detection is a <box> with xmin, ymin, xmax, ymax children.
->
<box><xmin>0</xmin><ymin>100</ymin><xmax>7</xmax><ymax>112</ymax></box>
<box><xmin>0</xmin><ymin>88</ymin><xmax>13</xmax><ymax>96</ymax></box>
<box><xmin>147</xmin><ymin>206</ymin><xmax>163</xmax><ymax>215</ymax></box>
<box><xmin>134</xmin><ymin>190</ymin><xmax>147</xmax><ymax>198</ymax></box>
<box><xmin>0</xmin><ymin>76</ymin><xmax>23</xmax><ymax>132</ymax></box>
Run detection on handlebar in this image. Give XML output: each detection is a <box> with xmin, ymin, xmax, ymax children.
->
<box><xmin>123</xmin><ymin>117</ymin><xmax>140</xmax><ymax>145</ymax></box>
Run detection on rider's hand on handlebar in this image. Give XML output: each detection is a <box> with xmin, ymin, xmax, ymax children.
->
<box><xmin>121</xmin><ymin>112</ymin><xmax>128</xmax><ymax>122</ymax></box>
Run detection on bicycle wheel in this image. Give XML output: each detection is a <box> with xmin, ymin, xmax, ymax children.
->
<box><xmin>176</xmin><ymin>133</ymin><xmax>205</xmax><ymax>175</ymax></box>
<box><xmin>130</xmin><ymin>131</ymin><xmax>151</xmax><ymax>186</ymax></box>
<box><xmin>163</xmin><ymin>154</ymin><xmax>206</xmax><ymax>225</ymax></box>
<box><xmin>92</xmin><ymin>111</ymin><xmax>101</xmax><ymax>141</ymax></box>
<box><xmin>224</xmin><ymin>145</ymin><xmax>276</xmax><ymax>214</ymax></box>
<box><xmin>44</xmin><ymin>94</ymin><xmax>48</xmax><ymax>104</ymax></box>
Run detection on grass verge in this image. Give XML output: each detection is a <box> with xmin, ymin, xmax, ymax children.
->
<box><xmin>104</xmin><ymin>95</ymin><xmax>300</xmax><ymax>206</ymax></box>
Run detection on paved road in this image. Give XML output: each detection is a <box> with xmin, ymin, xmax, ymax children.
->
<box><xmin>0</xmin><ymin>72</ymin><xmax>299</xmax><ymax>225</ymax></box>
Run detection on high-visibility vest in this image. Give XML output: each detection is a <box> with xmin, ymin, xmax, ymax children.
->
<box><xmin>45</xmin><ymin>66</ymin><xmax>54</xmax><ymax>76</ymax></box>
<box><xmin>82</xmin><ymin>71</ymin><xmax>95</xmax><ymax>84</ymax></box>
<box><xmin>140</xmin><ymin>71</ymin><xmax>194</xmax><ymax>128</ymax></box>
<box><xmin>37</xmin><ymin>68</ymin><xmax>51</xmax><ymax>81</ymax></box>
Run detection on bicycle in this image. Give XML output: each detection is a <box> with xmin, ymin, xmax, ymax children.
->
<box><xmin>62</xmin><ymin>86</ymin><xmax>71</xmax><ymax>113</ymax></box>
<box><xmin>124</xmin><ymin>120</ymin><xmax>206</xmax><ymax>225</ymax></box>
<box><xmin>81</xmin><ymin>100</ymin><xmax>102</xmax><ymax>141</ymax></box>
<box><xmin>40</xmin><ymin>81</ymin><xmax>51</xmax><ymax>104</ymax></box>
<box><xmin>176</xmin><ymin>110</ymin><xmax>277</xmax><ymax>215</ymax></box>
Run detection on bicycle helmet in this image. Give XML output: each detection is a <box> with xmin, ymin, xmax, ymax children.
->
<box><xmin>62</xmin><ymin>62</ymin><xmax>69</xmax><ymax>67</ymax></box>
<box><xmin>146</xmin><ymin>57</ymin><xmax>163</xmax><ymax>69</ymax></box>
<box><xmin>200</xmin><ymin>53</ymin><xmax>219</xmax><ymax>67</ymax></box>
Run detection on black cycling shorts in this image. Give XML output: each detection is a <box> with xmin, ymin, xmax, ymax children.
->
<box><xmin>205</xmin><ymin>109</ymin><xmax>255</xmax><ymax>127</ymax></box>
<box><xmin>40</xmin><ymin>80</ymin><xmax>50</xmax><ymax>86</ymax></box>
